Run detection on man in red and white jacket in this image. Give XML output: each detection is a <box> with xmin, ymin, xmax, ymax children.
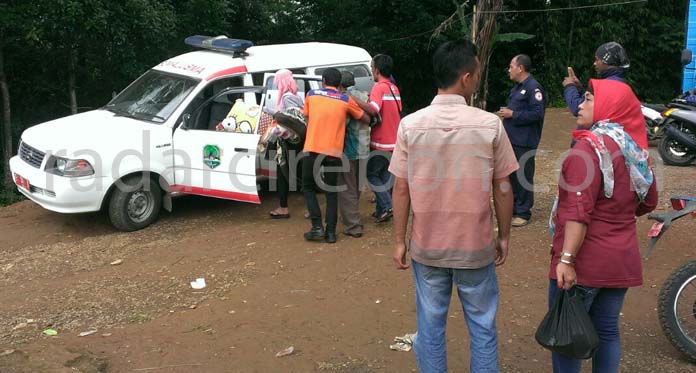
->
<box><xmin>360</xmin><ymin>54</ymin><xmax>402</xmax><ymax>222</ymax></box>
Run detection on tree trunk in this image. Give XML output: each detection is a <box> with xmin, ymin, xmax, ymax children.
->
<box><xmin>472</xmin><ymin>0</ymin><xmax>503</xmax><ymax>109</ymax></box>
<box><xmin>566</xmin><ymin>0</ymin><xmax>575</xmax><ymax>68</ymax></box>
<box><xmin>0</xmin><ymin>45</ymin><xmax>13</xmax><ymax>189</ymax></box>
<box><xmin>68</xmin><ymin>47</ymin><xmax>78</xmax><ymax>115</ymax></box>
<box><xmin>542</xmin><ymin>7</ymin><xmax>551</xmax><ymax>106</ymax></box>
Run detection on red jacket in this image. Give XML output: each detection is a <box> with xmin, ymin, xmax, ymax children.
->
<box><xmin>548</xmin><ymin>137</ymin><xmax>658</xmax><ymax>288</ymax></box>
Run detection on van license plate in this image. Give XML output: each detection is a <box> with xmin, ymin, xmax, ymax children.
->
<box><xmin>14</xmin><ymin>173</ymin><xmax>30</xmax><ymax>191</ymax></box>
<box><xmin>648</xmin><ymin>222</ymin><xmax>664</xmax><ymax>238</ymax></box>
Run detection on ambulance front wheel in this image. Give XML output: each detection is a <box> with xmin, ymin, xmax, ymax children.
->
<box><xmin>108</xmin><ymin>174</ymin><xmax>162</xmax><ymax>232</ymax></box>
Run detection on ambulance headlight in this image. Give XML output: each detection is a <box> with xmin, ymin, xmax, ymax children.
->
<box><xmin>46</xmin><ymin>156</ymin><xmax>94</xmax><ymax>177</ymax></box>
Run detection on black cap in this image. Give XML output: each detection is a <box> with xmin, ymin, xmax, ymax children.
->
<box><xmin>595</xmin><ymin>42</ymin><xmax>630</xmax><ymax>68</ymax></box>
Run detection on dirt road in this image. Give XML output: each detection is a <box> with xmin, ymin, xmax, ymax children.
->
<box><xmin>1</xmin><ymin>109</ymin><xmax>694</xmax><ymax>372</ymax></box>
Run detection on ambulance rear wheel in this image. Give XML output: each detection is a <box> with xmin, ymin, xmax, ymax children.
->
<box><xmin>108</xmin><ymin>174</ymin><xmax>162</xmax><ymax>231</ymax></box>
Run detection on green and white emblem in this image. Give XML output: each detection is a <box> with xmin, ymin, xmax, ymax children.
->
<box><xmin>203</xmin><ymin>145</ymin><xmax>221</xmax><ymax>169</ymax></box>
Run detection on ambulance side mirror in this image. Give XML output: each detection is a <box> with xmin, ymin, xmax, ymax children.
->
<box><xmin>180</xmin><ymin>114</ymin><xmax>191</xmax><ymax>130</ymax></box>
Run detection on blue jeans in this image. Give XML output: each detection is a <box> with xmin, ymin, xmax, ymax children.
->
<box><xmin>412</xmin><ymin>260</ymin><xmax>500</xmax><ymax>373</ymax></box>
<box><xmin>548</xmin><ymin>280</ymin><xmax>628</xmax><ymax>373</ymax></box>
<box><xmin>366</xmin><ymin>151</ymin><xmax>393</xmax><ymax>215</ymax></box>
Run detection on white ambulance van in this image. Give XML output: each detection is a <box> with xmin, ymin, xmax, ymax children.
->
<box><xmin>9</xmin><ymin>36</ymin><xmax>374</xmax><ymax>231</ymax></box>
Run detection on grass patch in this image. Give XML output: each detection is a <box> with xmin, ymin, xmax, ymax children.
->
<box><xmin>130</xmin><ymin>313</ymin><xmax>152</xmax><ymax>324</ymax></box>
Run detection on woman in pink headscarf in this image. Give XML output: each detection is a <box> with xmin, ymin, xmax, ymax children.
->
<box><xmin>273</xmin><ymin>69</ymin><xmax>303</xmax><ymax>113</ymax></box>
<box><xmin>268</xmin><ymin>69</ymin><xmax>304</xmax><ymax>219</ymax></box>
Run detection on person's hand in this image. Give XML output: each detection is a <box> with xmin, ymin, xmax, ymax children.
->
<box><xmin>563</xmin><ymin>67</ymin><xmax>582</xmax><ymax>88</ymax></box>
<box><xmin>556</xmin><ymin>262</ymin><xmax>577</xmax><ymax>290</ymax></box>
<box><xmin>562</xmin><ymin>76</ymin><xmax>576</xmax><ymax>87</ymax></box>
<box><xmin>497</xmin><ymin>108</ymin><xmax>513</xmax><ymax>119</ymax></box>
<box><xmin>393</xmin><ymin>243</ymin><xmax>410</xmax><ymax>270</ymax></box>
<box><xmin>494</xmin><ymin>238</ymin><xmax>509</xmax><ymax>266</ymax></box>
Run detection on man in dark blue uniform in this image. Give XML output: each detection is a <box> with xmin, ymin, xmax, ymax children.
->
<box><xmin>498</xmin><ymin>54</ymin><xmax>545</xmax><ymax>227</ymax></box>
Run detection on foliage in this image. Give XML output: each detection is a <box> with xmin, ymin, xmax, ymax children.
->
<box><xmin>0</xmin><ymin>0</ymin><xmax>690</xmax><ymax>203</ymax></box>
<box><xmin>496</xmin><ymin>32</ymin><xmax>535</xmax><ymax>43</ymax></box>
<box><xmin>1</xmin><ymin>0</ymin><xmax>687</xmax><ymax>118</ymax></box>
<box><xmin>486</xmin><ymin>0</ymin><xmax>688</xmax><ymax>109</ymax></box>
<box><xmin>0</xmin><ymin>187</ymin><xmax>24</xmax><ymax>206</ymax></box>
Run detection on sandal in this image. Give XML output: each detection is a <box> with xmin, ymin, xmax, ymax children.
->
<box><xmin>374</xmin><ymin>209</ymin><xmax>393</xmax><ymax>223</ymax></box>
<box><xmin>270</xmin><ymin>209</ymin><xmax>290</xmax><ymax>219</ymax></box>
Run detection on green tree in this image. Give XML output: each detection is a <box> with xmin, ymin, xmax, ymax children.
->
<box><xmin>29</xmin><ymin>0</ymin><xmax>177</xmax><ymax>114</ymax></box>
<box><xmin>0</xmin><ymin>1</ymin><xmax>35</xmax><ymax>189</ymax></box>
<box><xmin>282</xmin><ymin>0</ymin><xmax>457</xmax><ymax>113</ymax></box>
<box><xmin>0</xmin><ymin>0</ymin><xmax>691</xmax><ymax>205</ymax></box>
<box><xmin>484</xmin><ymin>0</ymin><xmax>688</xmax><ymax>110</ymax></box>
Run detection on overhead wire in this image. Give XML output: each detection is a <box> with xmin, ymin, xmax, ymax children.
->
<box><xmin>385</xmin><ymin>0</ymin><xmax>648</xmax><ymax>42</ymax></box>
<box><xmin>479</xmin><ymin>0</ymin><xmax>647</xmax><ymax>14</ymax></box>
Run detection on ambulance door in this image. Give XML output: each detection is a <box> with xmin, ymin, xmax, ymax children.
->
<box><xmin>172</xmin><ymin>85</ymin><xmax>265</xmax><ymax>203</ymax></box>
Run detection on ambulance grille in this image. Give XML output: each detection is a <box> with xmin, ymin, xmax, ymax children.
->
<box><xmin>18</xmin><ymin>142</ymin><xmax>45</xmax><ymax>169</ymax></box>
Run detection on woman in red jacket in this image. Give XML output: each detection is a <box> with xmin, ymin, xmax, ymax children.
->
<box><xmin>547</xmin><ymin>79</ymin><xmax>658</xmax><ymax>373</ymax></box>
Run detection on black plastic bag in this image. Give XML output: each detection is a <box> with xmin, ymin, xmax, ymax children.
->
<box><xmin>535</xmin><ymin>287</ymin><xmax>599</xmax><ymax>359</ymax></box>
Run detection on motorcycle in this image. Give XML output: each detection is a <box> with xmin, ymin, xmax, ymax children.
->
<box><xmin>645</xmin><ymin>196</ymin><xmax>696</xmax><ymax>361</ymax></box>
<box><xmin>642</xmin><ymin>103</ymin><xmax>667</xmax><ymax>141</ymax></box>
<box><xmin>642</xmin><ymin>95</ymin><xmax>696</xmax><ymax>142</ymax></box>
<box><xmin>657</xmin><ymin>107</ymin><xmax>696</xmax><ymax>166</ymax></box>
<box><xmin>640</xmin><ymin>99</ymin><xmax>696</xmax><ymax>141</ymax></box>
<box><xmin>645</xmin><ymin>49</ymin><xmax>696</xmax><ymax>148</ymax></box>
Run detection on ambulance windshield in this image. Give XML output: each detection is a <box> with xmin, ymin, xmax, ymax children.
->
<box><xmin>104</xmin><ymin>70</ymin><xmax>198</xmax><ymax>123</ymax></box>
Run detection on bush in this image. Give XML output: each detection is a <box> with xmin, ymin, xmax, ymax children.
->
<box><xmin>0</xmin><ymin>185</ymin><xmax>24</xmax><ymax>206</ymax></box>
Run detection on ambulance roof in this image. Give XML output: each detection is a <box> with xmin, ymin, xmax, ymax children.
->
<box><xmin>153</xmin><ymin>42</ymin><xmax>372</xmax><ymax>81</ymax></box>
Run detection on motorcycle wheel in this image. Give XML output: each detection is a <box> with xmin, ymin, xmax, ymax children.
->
<box><xmin>658</xmin><ymin>260</ymin><xmax>696</xmax><ymax>361</ymax></box>
<box><xmin>658</xmin><ymin>135</ymin><xmax>696</xmax><ymax>166</ymax></box>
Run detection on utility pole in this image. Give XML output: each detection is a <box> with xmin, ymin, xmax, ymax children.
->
<box><xmin>470</xmin><ymin>4</ymin><xmax>478</xmax><ymax>105</ymax></box>
<box><xmin>471</xmin><ymin>4</ymin><xmax>478</xmax><ymax>42</ymax></box>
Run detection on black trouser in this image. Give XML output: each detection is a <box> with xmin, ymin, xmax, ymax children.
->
<box><xmin>276</xmin><ymin>140</ymin><xmax>302</xmax><ymax>208</ymax></box>
<box><xmin>278</xmin><ymin>160</ymin><xmax>290</xmax><ymax>208</ymax></box>
<box><xmin>301</xmin><ymin>152</ymin><xmax>344</xmax><ymax>232</ymax></box>
<box><xmin>510</xmin><ymin>145</ymin><xmax>536</xmax><ymax>220</ymax></box>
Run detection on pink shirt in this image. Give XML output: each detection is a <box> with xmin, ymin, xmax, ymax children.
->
<box><xmin>369</xmin><ymin>79</ymin><xmax>401</xmax><ymax>151</ymax></box>
<box><xmin>389</xmin><ymin>95</ymin><xmax>519</xmax><ymax>269</ymax></box>
<box><xmin>548</xmin><ymin>137</ymin><xmax>658</xmax><ymax>287</ymax></box>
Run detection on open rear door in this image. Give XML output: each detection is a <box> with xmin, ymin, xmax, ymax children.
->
<box><xmin>262</xmin><ymin>73</ymin><xmax>321</xmax><ymax>113</ymax></box>
<box><xmin>258</xmin><ymin>73</ymin><xmax>321</xmax><ymax>178</ymax></box>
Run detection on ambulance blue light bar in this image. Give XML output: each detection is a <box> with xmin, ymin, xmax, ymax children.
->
<box><xmin>184</xmin><ymin>35</ymin><xmax>253</xmax><ymax>54</ymax></box>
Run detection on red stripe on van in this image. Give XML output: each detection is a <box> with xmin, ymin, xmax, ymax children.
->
<box><xmin>206</xmin><ymin>66</ymin><xmax>247</xmax><ymax>80</ymax></box>
<box><xmin>170</xmin><ymin>184</ymin><xmax>260</xmax><ymax>204</ymax></box>
<box><xmin>257</xmin><ymin>168</ymin><xmax>276</xmax><ymax>177</ymax></box>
